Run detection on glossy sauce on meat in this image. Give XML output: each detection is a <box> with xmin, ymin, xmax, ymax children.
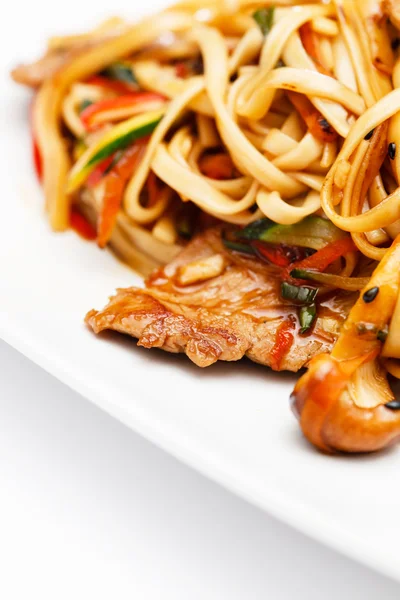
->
<box><xmin>86</xmin><ymin>228</ymin><xmax>356</xmax><ymax>371</ymax></box>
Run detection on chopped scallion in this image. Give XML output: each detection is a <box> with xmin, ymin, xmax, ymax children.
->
<box><xmin>223</xmin><ymin>237</ymin><xmax>255</xmax><ymax>254</ymax></box>
<box><xmin>281</xmin><ymin>281</ymin><xmax>318</xmax><ymax>304</ymax></box>
<box><xmin>101</xmin><ymin>62</ymin><xmax>137</xmax><ymax>86</ymax></box>
<box><xmin>299</xmin><ymin>303</ymin><xmax>317</xmax><ymax>334</ymax></box>
<box><xmin>253</xmin><ymin>7</ymin><xmax>275</xmax><ymax>36</ymax></box>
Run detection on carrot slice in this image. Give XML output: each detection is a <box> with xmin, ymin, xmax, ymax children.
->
<box><xmin>199</xmin><ymin>153</ymin><xmax>236</xmax><ymax>180</ymax></box>
<box><xmin>97</xmin><ymin>140</ymin><xmax>147</xmax><ymax>248</ymax></box>
<box><xmin>299</xmin><ymin>23</ymin><xmax>331</xmax><ymax>75</ymax></box>
<box><xmin>287</xmin><ymin>91</ymin><xmax>337</xmax><ymax>143</ymax></box>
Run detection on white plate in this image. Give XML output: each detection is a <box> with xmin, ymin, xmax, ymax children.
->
<box><xmin>2</xmin><ymin>0</ymin><xmax>400</xmax><ymax>583</ymax></box>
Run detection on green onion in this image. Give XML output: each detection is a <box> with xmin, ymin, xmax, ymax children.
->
<box><xmin>79</xmin><ymin>99</ymin><xmax>93</xmax><ymax>113</ymax></box>
<box><xmin>237</xmin><ymin>218</ymin><xmax>274</xmax><ymax>240</ymax></box>
<box><xmin>299</xmin><ymin>303</ymin><xmax>317</xmax><ymax>334</ymax></box>
<box><xmin>281</xmin><ymin>281</ymin><xmax>318</xmax><ymax>304</ymax></box>
<box><xmin>101</xmin><ymin>62</ymin><xmax>137</xmax><ymax>85</ymax></box>
<box><xmin>253</xmin><ymin>7</ymin><xmax>275</xmax><ymax>36</ymax></box>
<box><xmin>223</xmin><ymin>237</ymin><xmax>255</xmax><ymax>254</ymax></box>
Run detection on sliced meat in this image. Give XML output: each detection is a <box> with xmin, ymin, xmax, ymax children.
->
<box><xmin>85</xmin><ymin>228</ymin><xmax>356</xmax><ymax>371</ymax></box>
<box><xmin>11</xmin><ymin>31</ymin><xmax>120</xmax><ymax>88</ymax></box>
<box><xmin>11</xmin><ymin>49</ymin><xmax>75</xmax><ymax>88</ymax></box>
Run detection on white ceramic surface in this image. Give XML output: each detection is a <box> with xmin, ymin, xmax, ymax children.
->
<box><xmin>2</xmin><ymin>0</ymin><xmax>400</xmax><ymax>583</ymax></box>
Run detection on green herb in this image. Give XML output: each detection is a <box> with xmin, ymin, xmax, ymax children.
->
<box><xmin>281</xmin><ymin>281</ymin><xmax>318</xmax><ymax>304</ymax></box>
<box><xmin>101</xmin><ymin>62</ymin><xmax>137</xmax><ymax>85</ymax></box>
<box><xmin>79</xmin><ymin>99</ymin><xmax>93</xmax><ymax>113</ymax></box>
<box><xmin>253</xmin><ymin>7</ymin><xmax>275</xmax><ymax>36</ymax></box>
<box><xmin>299</xmin><ymin>303</ymin><xmax>317</xmax><ymax>334</ymax></box>
<box><xmin>237</xmin><ymin>218</ymin><xmax>274</xmax><ymax>240</ymax></box>
<box><xmin>223</xmin><ymin>237</ymin><xmax>255</xmax><ymax>254</ymax></box>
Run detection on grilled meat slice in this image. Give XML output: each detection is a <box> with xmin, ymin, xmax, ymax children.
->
<box><xmin>12</xmin><ymin>49</ymin><xmax>76</xmax><ymax>88</ymax></box>
<box><xmin>85</xmin><ymin>228</ymin><xmax>355</xmax><ymax>371</ymax></box>
<box><xmin>11</xmin><ymin>27</ymin><xmax>123</xmax><ymax>88</ymax></box>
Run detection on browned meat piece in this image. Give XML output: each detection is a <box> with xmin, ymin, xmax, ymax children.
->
<box><xmin>11</xmin><ymin>28</ymin><xmax>121</xmax><ymax>87</ymax></box>
<box><xmin>12</xmin><ymin>47</ymin><xmax>83</xmax><ymax>88</ymax></box>
<box><xmin>85</xmin><ymin>228</ymin><xmax>355</xmax><ymax>371</ymax></box>
<box><xmin>12</xmin><ymin>46</ymin><xmax>92</xmax><ymax>88</ymax></box>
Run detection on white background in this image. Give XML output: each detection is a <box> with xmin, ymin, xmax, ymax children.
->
<box><xmin>1</xmin><ymin>338</ymin><xmax>400</xmax><ymax>599</ymax></box>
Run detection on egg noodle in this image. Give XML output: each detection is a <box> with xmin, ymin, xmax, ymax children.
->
<box><xmin>29</xmin><ymin>0</ymin><xmax>399</xmax><ymax>267</ymax></box>
<box><xmin>12</xmin><ymin>0</ymin><xmax>400</xmax><ymax>449</ymax></box>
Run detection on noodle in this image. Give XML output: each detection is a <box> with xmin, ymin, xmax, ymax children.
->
<box><xmin>22</xmin><ymin>0</ymin><xmax>400</xmax><ymax>271</ymax></box>
<box><xmin>13</xmin><ymin>0</ymin><xmax>400</xmax><ymax>405</ymax></box>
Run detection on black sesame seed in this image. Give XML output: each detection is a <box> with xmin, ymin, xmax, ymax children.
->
<box><xmin>377</xmin><ymin>328</ymin><xmax>388</xmax><ymax>342</ymax></box>
<box><xmin>388</xmin><ymin>142</ymin><xmax>396</xmax><ymax>160</ymax></box>
<box><xmin>319</xmin><ymin>118</ymin><xmax>331</xmax><ymax>132</ymax></box>
<box><xmin>363</xmin><ymin>286</ymin><xmax>379</xmax><ymax>303</ymax></box>
<box><xmin>392</xmin><ymin>38</ymin><xmax>400</xmax><ymax>51</ymax></box>
<box><xmin>385</xmin><ymin>400</ymin><xmax>400</xmax><ymax>410</ymax></box>
<box><xmin>364</xmin><ymin>129</ymin><xmax>374</xmax><ymax>140</ymax></box>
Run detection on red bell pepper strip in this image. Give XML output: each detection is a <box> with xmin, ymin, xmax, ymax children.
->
<box><xmin>97</xmin><ymin>139</ymin><xmax>148</xmax><ymax>248</ymax></box>
<box><xmin>80</xmin><ymin>92</ymin><xmax>166</xmax><ymax>130</ymax></box>
<box><xmin>86</xmin><ymin>155</ymin><xmax>116</xmax><ymax>188</ymax></box>
<box><xmin>32</xmin><ymin>135</ymin><xmax>42</xmax><ymax>182</ymax></box>
<box><xmin>69</xmin><ymin>207</ymin><xmax>97</xmax><ymax>241</ymax></box>
<box><xmin>175</xmin><ymin>62</ymin><xmax>190</xmax><ymax>78</ymax></box>
<box><xmin>85</xmin><ymin>75</ymin><xmax>135</xmax><ymax>95</ymax></box>
<box><xmin>270</xmin><ymin>315</ymin><xmax>296</xmax><ymax>371</ymax></box>
<box><xmin>199</xmin><ymin>153</ymin><xmax>236</xmax><ymax>180</ymax></box>
<box><xmin>251</xmin><ymin>242</ymin><xmax>291</xmax><ymax>267</ymax></box>
<box><xmin>288</xmin><ymin>236</ymin><xmax>356</xmax><ymax>275</ymax></box>
<box><xmin>30</xmin><ymin>98</ymin><xmax>42</xmax><ymax>181</ymax></box>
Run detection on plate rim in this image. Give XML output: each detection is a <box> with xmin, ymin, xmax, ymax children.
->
<box><xmin>1</xmin><ymin>317</ymin><xmax>398</xmax><ymax>585</ymax></box>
